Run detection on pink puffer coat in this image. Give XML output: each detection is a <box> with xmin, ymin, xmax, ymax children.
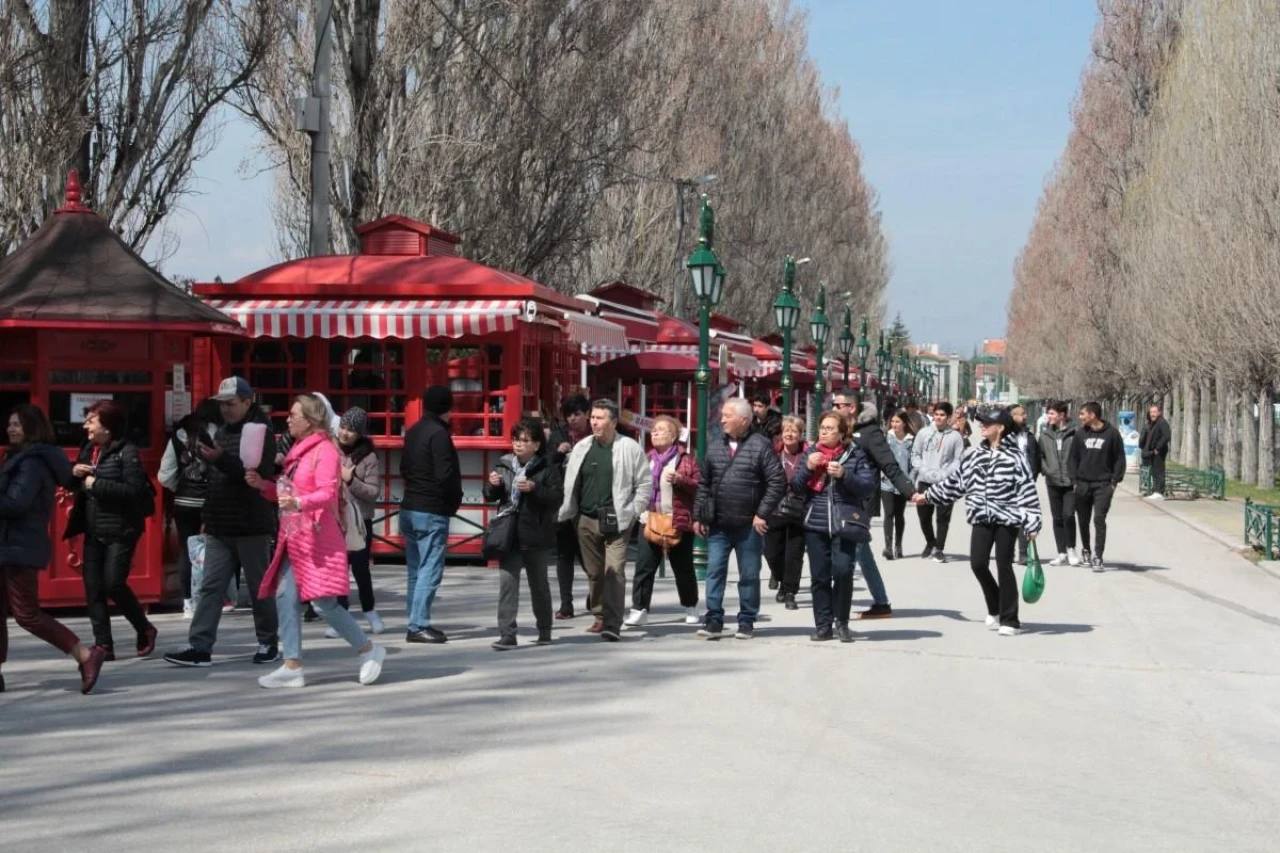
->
<box><xmin>258</xmin><ymin>432</ymin><xmax>350</xmax><ymax>601</ymax></box>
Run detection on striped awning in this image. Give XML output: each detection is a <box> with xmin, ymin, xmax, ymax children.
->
<box><xmin>203</xmin><ymin>299</ymin><xmax>536</xmax><ymax>339</ymax></box>
<box><xmin>562</xmin><ymin>312</ymin><xmax>630</xmax><ymax>350</ymax></box>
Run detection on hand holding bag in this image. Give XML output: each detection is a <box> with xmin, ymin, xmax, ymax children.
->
<box><xmin>643</xmin><ymin>512</ymin><xmax>682</xmax><ymax>549</ymax></box>
<box><xmin>825</xmin><ymin>449</ymin><xmax>871</xmax><ymax>544</ymax></box>
<box><xmin>1021</xmin><ymin>539</ymin><xmax>1045</xmax><ymax>603</ymax></box>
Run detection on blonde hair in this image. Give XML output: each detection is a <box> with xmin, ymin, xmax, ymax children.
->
<box><xmin>293</xmin><ymin>394</ymin><xmax>333</xmax><ymax>436</ymax></box>
<box><xmin>652</xmin><ymin>414</ymin><xmax>683</xmax><ymax>436</ymax></box>
<box><xmin>781</xmin><ymin>415</ymin><xmax>805</xmax><ymax>435</ymax></box>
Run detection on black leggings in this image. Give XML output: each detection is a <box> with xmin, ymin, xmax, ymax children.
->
<box><xmin>764</xmin><ymin>521</ymin><xmax>805</xmax><ymax>594</ymax></box>
<box><xmin>338</xmin><ymin>519</ymin><xmax>376</xmax><ymax>612</ymax></box>
<box><xmin>82</xmin><ymin>535</ymin><xmax>152</xmax><ymax>650</ymax></box>
<box><xmin>969</xmin><ymin>522</ymin><xmax>1019</xmax><ymax>627</ymax></box>
<box><xmin>880</xmin><ymin>492</ymin><xmax>907</xmax><ymax>549</ymax></box>
<box><xmin>632</xmin><ymin>532</ymin><xmax>698</xmax><ymax>610</ymax></box>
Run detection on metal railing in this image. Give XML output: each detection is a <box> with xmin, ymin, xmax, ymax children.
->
<box><xmin>1141</xmin><ymin>464</ymin><xmax>1225</xmax><ymax>500</ymax></box>
<box><xmin>1244</xmin><ymin>498</ymin><xmax>1280</xmax><ymax>559</ymax></box>
<box><xmin>369</xmin><ymin>499</ymin><xmax>485</xmax><ymax>557</ymax></box>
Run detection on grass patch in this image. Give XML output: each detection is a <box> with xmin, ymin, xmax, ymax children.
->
<box><xmin>1165</xmin><ymin>461</ymin><xmax>1278</xmax><ymax>503</ymax></box>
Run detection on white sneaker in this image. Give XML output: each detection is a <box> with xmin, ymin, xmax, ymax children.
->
<box><xmin>624</xmin><ymin>608</ymin><xmax>649</xmax><ymax>628</ymax></box>
<box><xmin>359</xmin><ymin>644</ymin><xmax>386</xmax><ymax>685</ymax></box>
<box><xmin>182</xmin><ymin>598</ymin><xmax>194</xmax><ymax>619</ymax></box>
<box><xmin>683</xmin><ymin>606</ymin><xmax>701</xmax><ymax>625</ymax></box>
<box><xmin>365</xmin><ymin>610</ymin><xmax>386</xmax><ymax>635</ymax></box>
<box><xmin>1148</xmin><ymin>493</ymin><xmax>1165</xmax><ymax>502</ymax></box>
<box><xmin>258</xmin><ymin>664</ymin><xmax>305</xmax><ymax>689</ymax></box>
<box><xmin>1067</xmin><ymin>548</ymin><xmax>1081</xmax><ymax>566</ymax></box>
<box><xmin>984</xmin><ymin>614</ymin><xmax>999</xmax><ymax>631</ymax></box>
<box><xmin>998</xmin><ymin>625</ymin><xmax>1022</xmax><ymax>637</ymax></box>
<box><xmin>323</xmin><ymin>626</ymin><xmax>340</xmax><ymax>639</ymax></box>
<box><xmin>1049</xmin><ymin>553</ymin><xmax>1068</xmax><ymax>566</ymax></box>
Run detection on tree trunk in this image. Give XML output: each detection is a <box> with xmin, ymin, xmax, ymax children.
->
<box><xmin>1181</xmin><ymin>376</ymin><xmax>1199</xmax><ymax>467</ymax></box>
<box><xmin>1198</xmin><ymin>375</ymin><xmax>1212</xmax><ymax>468</ymax></box>
<box><xmin>1242</xmin><ymin>392</ymin><xmax>1258</xmax><ymax>485</ymax></box>
<box><xmin>1223</xmin><ymin>384</ymin><xmax>1240</xmax><ymax>480</ymax></box>
<box><xmin>1170</xmin><ymin>381</ymin><xmax>1183</xmax><ymax>460</ymax></box>
<box><xmin>1259</xmin><ymin>382</ymin><xmax>1275</xmax><ymax>489</ymax></box>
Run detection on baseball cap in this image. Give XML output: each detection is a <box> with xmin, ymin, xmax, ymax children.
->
<box><xmin>213</xmin><ymin>376</ymin><xmax>253</xmax><ymax>402</ymax></box>
<box><xmin>975</xmin><ymin>408</ymin><xmax>1013</xmax><ymax>430</ymax></box>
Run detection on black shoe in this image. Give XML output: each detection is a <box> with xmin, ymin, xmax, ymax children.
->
<box><xmin>894</xmin><ymin>545</ymin><xmax>904</xmax><ymax>559</ymax></box>
<box><xmin>775</xmin><ymin>589</ymin><xmax>786</xmax><ymax>603</ymax></box>
<box><xmin>856</xmin><ymin>603</ymin><xmax>893</xmax><ymax>620</ymax></box>
<box><xmin>784</xmin><ymin>593</ymin><xmax>799</xmax><ymax>611</ymax></box>
<box><xmin>491</xmin><ymin>635</ymin><xmax>517</xmax><ymax>651</ymax></box>
<box><xmin>303</xmin><ymin>605</ymin><xmax>320</xmax><ymax>623</ymax></box>
<box><xmin>811</xmin><ymin>625</ymin><xmax>834</xmax><ymax>642</ymax></box>
<box><xmin>836</xmin><ymin>623</ymin><xmax>856</xmax><ymax>643</ymax></box>
<box><xmin>600</xmin><ymin>629</ymin><xmax>621</xmax><ymax>642</ymax></box>
<box><xmin>0</xmin><ymin>672</ymin><xmax>5</xmax><ymax>692</ymax></box>
<box><xmin>768</xmin><ymin>578</ymin><xmax>780</xmax><ymax>590</ymax></box>
<box><xmin>252</xmin><ymin>644</ymin><xmax>279</xmax><ymax>664</ymax></box>
<box><xmin>932</xmin><ymin>551</ymin><xmax>949</xmax><ymax>564</ymax></box>
<box><xmin>921</xmin><ymin>546</ymin><xmax>934</xmax><ymax>559</ymax></box>
<box><xmin>535</xmin><ymin>631</ymin><xmax>553</xmax><ymax>646</ymax></box>
<box><xmin>164</xmin><ymin>647</ymin><xmax>212</xmax><ymax>667</ymax></box>
<box><xmin>554</xmin><ymin>606</ymin><xmax>575</xmax><ymax>620</ymax></box>
<box><xmin>406</xmin><ymin>627</ymin><xmax>448</xmax><ymax>644</ymax></box>
<box><xmin>696</xmin><ymin>622</ymin><xmax>723</xmax><ymax>640</ymax></box>
<box><xmin>882</xmin><ymin>547</ymin><xmax>893</xmax><ymax>560</ymax></box>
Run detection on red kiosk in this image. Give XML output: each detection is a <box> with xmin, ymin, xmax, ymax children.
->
<box><xmin>0</xmin><ymin>174</ymin><xmax>243</xmax><ymax>606</ymax></box>
<box><xmin>191</xmin><ymin>214</ymin><xmax>628</xmax><ymax>557</ymax></box>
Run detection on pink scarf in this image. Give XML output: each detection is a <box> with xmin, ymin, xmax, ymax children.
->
<box><xmin>806</xmin><ymin>442</ymin><xmax>846</xmax><ymax>493</ymax></box>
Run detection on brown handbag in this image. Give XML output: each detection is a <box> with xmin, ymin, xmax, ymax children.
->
<box><xmin>643</xmin><ymin>512</ymin><xmax>682</xmax><ymax>549</ymax></box>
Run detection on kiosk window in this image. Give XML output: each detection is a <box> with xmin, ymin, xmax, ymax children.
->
<box><xmin>228</xmin><ymin>341</ymin><xmax>309</xmax><ymax>432</ymax></box>
<box><xmin>326</xmin><ymin>339</ymin><xmax>407</xmax><ymax>437</ymax></box>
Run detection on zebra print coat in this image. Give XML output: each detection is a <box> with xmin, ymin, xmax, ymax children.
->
<box><xmin>923</xmin><ymin>436</ymin><xmax>1042</xmax><ymax>535</ymax></box>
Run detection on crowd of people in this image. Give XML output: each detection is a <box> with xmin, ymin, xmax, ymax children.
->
<box><xmin>1</xmin><ymin>374</ymin><xmax>1148</xmax><ymax>694</ymax></box>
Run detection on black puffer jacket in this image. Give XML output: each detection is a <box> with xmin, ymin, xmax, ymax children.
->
<box><xmin>851</xmin><ymin>404</ymin><xmax>915</xmax><ymax>514</ymax></box>
<box><xmin>401</xmin><ymin>412</ymin><xmax>462</xmax><ymax>517</ymax></box>
<box><xmin>693</xmin><ymin>431</ymin><xmax>786</xmax><ymax>528</ymax></box>
<box><xmin>0</xmin><ymin>443</ymin><xmax>73</xmax><ymax>568</ymax></box>
<box><xmin>202</xmin><ymin>410</ymin><xmax>279</xmax><ymax>537</ymax></box>
<box><xmin>482</xmin><ymin>452</ymin><xmax>565</xmax><ymax>550</ymax></box>
<box><xmin>65</xmin><ymin>440</ymin><xmax>151</xmax><ymax>543</ymax></box>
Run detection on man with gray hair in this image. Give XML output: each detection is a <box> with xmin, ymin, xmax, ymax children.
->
<box><xmin>692</xmin><ymin>397</ymin><xmax>786</xmax><ymax>640</ymax></box>
<box><xmin>558</xmin><ymin>399</ymin><xmax>651</xmax><ymax>641</ymax></box>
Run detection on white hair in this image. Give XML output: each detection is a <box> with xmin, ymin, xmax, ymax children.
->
<box><xmin>724</xmin><ymin>397</ymin><xmax>753</xmax><ymax>418</ymax></box>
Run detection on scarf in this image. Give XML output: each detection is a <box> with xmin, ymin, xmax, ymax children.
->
<box><xmin>806</xmin><ymin>442</ymin><xmax>846</xmax><ymax>493</ymax></box>
<box><xmin>649</xmin><ymin>445</ymin><xmax>680</xmax><ymax>510</ymax></box>
<box><xmin>509</xmin><ymin>455</ymin><xmax>534</xmax><ymax>511</ymax></box>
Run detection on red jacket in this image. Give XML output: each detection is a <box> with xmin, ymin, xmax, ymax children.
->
<box><xmin>648</xmin><ymin>449</ymin><xmax>700</xmax><ymax>532</ymax></box>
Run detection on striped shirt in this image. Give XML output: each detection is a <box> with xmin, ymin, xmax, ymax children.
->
<box><xmin>924</xmin><ymin>437</ymin><xmax>1042</xmax><ymax>535</ymax></box>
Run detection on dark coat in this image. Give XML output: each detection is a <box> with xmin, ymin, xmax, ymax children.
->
<box><xmin>482</xmin><ymin>452</ymin><xmax>565</xmax><ymax>550</ymax></box>
<box><xmin>201</xmin><ymin>410</ymin><xmax>279</xmax><ymax>537</ymax></box>
<box><xmin>0</xmin><ymin>444</ymin><xmax>74</xmax><ymax>568</ymax></box>
<box><xmin>790</xmin><ymin>443</ymin><xmax>878</xmax><ymax>536</ymax></box>
<box><xmin>1038</xmin><ymin>424</ymin><xmax>1077</xmax><ymax>488</ymax></box>
<box><xmin>1140</xmin><ymin>416</ymin><xmax>1171</xmax><ymax>459</ymax></box>
<box><xmin>401</xmin><ymin>412</ymin><xmax>463</xmax><ymax>517</ymax></box>
<box><xmin>65</xmin><ymin>440</ymin><xmax>151</xmax><ymax>543</ymax></box>
<box><xmin>693</xmin><ymin>431</ymin><xmax>786</xmax><ymax>528</ymax></box>
<box><xmin>753</xmin><ymin>410</ymin><xmax>783</xmax><ymax>442</ymax></box>
<box><xmin>851</xmin><ymin>412</ymin><xmax>915</xmax><ymax>512</ymax></box>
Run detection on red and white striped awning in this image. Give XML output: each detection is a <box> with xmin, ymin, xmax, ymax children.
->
<box><xmin>204</xmin><ymin>299</ymin><xmax>536</xmax><ymax>339</ymax></box>
<box><xmin>562</xmin><ymin>313</ymin><xmax>630</xmax><ymax>351</ymax></box>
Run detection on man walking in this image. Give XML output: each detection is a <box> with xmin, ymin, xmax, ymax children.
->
<box><xmin>846</xmin><ymin>400</ymin><xmax>915</xmax><ymax>617</ymax></box>
<box><xmin>832</xmin><ymin>390</ymin><xmax>856</xmax><ymax>426</ymax></box>
<box><xmin>1067</xmin><ymin>401</ymin><xmax>1126</xmax><ymax>572</ymax></box>
<box><xmin>693</xmin><ymin>398</ymin><xmax>786</xmax><ymax>639</ymax></box>
<box><xmin>401</xmin><ymin>385</ymin><xmax>462</xmax><ymax>644</ymax></box>
<box><xmin>1140</xmin><ymin>403</ymin><xmax>1172</xmax><ymax>501</ymax></box>
<box><xmin>1010</xmin><ymin>404</ymin><xmax>1041</xmax><ymax>565</ymax></box>
<box><xmin>549</xmin><ymin>394</ymin><xmax>591</xmax><ymax>618</ymax></box>
<box><xmin>558</xmin><ymin>400</ymin><xmax>650</xmax><ymax>641</ymax></box>
<box><xmin>750</xmin><ymin>394</ymin><xmax>782</xmax><ymax>442</ymax></box>
<box><xmin>1038</xmin><ymin>401</ymin><xmax>1079</xmax><ymax>566</ymax></box>
<box><xmin>911</xmin><ymin>401</ymin><xmax>965</xmax><ymax>564</ymax></box>
<box><xmin>165</xmin><ymin>377</ymin><xmax>279</xmax><ymax>667</ymax></box>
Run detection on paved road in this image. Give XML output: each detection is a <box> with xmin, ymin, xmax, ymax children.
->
<box><xmin>3</xmin><ymin>486</ymin><xmax>1279</xmax><ymax>853</ymax></box>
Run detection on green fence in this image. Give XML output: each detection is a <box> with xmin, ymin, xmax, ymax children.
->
<box><xmin>1141</xmin><ymin>464</ymin><xmax>1225</xmax><ymax>500</ymax></box>
<box><xmin>1244</xmin><ymin>498</ymin><xmax>1280</xmax><ymax>559</ymax></box>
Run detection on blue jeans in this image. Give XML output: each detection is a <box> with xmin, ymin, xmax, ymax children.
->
<box><xmin>804</xmin><ymin>532</ymin><xmax>856</xmax><ymax>627</ymax></box>
<box><xmin>704</xmin><ymin>524</ymin><xmax>764</xmax><ymax>628</ymax></box>
<box><xmin>276</xmin><ymin>560</ymin><xmax>369</xmax><ymax>661</ymax></box>
<box><xmin>856</xmin><ymin>541</ymin><xmax>890</xmax><ymax>606</ymax></box>
<box><xmin>401</xmin><ymin>510</ymin><xmax>450</xmax><ymax>632</ymax></box>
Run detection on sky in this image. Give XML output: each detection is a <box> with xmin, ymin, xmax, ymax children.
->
<box><xmin>161</xmin><ymin>0</ymin><xmax>1099</xmax><ymax>356</ymax></box>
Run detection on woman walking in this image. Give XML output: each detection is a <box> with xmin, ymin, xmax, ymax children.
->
<box><xmin>626</xmin><ymin>415</ymin><xmax>700</xmax><ymax>627</ymax></box>
<box><xmin>881</xmin><ymin>410</ymin><xmax>914</xmax><ymax>560</ymax></box>
<box><xmin>483</xmin><ymin>417</ymin><xmax>565</xmax><ymax>648</ymax></box>
<box><xmin>246</xmin><ymin>394</ymin><xmax>386</xmax><ymax>687</ymax></box>
<box><xmin>764</xmin><ymin>415</ymin><xmax>807</xmax><ymax>610</ymax></box>
<box><xmin>1</xmin><ymin>405</ymin><xmax>107</xmax><ymax>694</ymax></box>
<box><xmin>334</xmin><ymin>407</ymin><xmax>385</xmax><ymax>635</ymax></box>
<box><xmin>158</xmin><ymin>410</ymin><xmax>216</xmax><ymax>618</ymax></box>
<box><xmin>793</xmin><ymin>411</ymin><xmax>877</xmax><ymax>643</ymax></box>
<box><xmin>66</xmin><ymin>400</ymin><xmax>159</xmax><ymax>660</ymax></box>
<box><xmin>913</xmin><ymin>409</ymin><xmax>1041</xmax><ymax>635</ymax></box>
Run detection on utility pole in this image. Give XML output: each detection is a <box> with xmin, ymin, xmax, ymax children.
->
<box><xmin>296</xmin><ymin>0</ymin><xmax>334</xmax><ymax>257</ymax></box>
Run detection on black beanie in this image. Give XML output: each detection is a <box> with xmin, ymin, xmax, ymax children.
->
<box><xmin>423</xmin><ymin>385</ymin><xmax>454</xmax><ymax>416</ymax></box>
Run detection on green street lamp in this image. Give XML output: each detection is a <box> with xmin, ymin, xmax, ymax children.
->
<box><xmin>809</xmin><ymin>285</ymin><xmax>830</xmax><ymax>437</ymax></box>
<box><xmin>879</xmin><ymin>335</ymin><xmax>893</xmax><ymax>412</ymax></box>
<box><xmin>838</xmin><ymin>306</ymin><xmax>854</xmax><ymax>393</ymax></box>
<box><xmin>855</xmin><ymin>315</ymin><xmax>870</xmax><ymax>403</ymax></box>
<box><xmin>686</xmin><ymin>195</ymin><xmax>723</xmax><ymax>582</ymax></box>
<box><xmin>773</xmin><ymin>256</ymin><xmax>801</xmax><ymax>415</ymax></box>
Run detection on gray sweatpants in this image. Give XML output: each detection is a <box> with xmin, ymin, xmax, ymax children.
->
<box><xmin>189</xmin><ymin>534</ymin><xmax>278</xmax><ymax>653</ymax></box>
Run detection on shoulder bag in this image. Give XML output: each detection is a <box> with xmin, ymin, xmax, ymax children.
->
<box><xmin>826</xmin><ymin>447</ymin><xmax>871</xmax><ymax>544</ymax></box>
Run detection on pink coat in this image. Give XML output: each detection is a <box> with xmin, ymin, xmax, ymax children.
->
<box><xmin>258</xmin><ymin>432</ymin><xmax>350</xmax><ymax>601</ymax></box>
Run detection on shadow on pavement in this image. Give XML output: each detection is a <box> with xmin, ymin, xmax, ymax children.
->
<box><xmin>1023</xmin><ymin>623</ymin><xmax>1094</xmax><ymax>635</ymax></box>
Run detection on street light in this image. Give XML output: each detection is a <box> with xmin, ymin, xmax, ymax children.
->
<box><xmin>878</xmin><ymin>335</ymin><xmax>893</xmax><ymax>412</ymax></box>
<box><xmin>773</xmin><ymin>256</ymin><xmax>802</xmax><ymax>415</ymax></box>
<box><xmin>686</xmin><ymin>194</ymin><xmax>723</xmax><ymax>582</ymax></box>
<box><xmin>672</xmin><ymin>172</ymin><xmax>719</xmax><ymax>319</ymax></box>
<box><xmin>809</xmin><ymin>284</ymin><xmax>830</xmax><ymax>437</ymax></box>
<box><xmin>855</xmin><ymin>315</ymin><xmax>870</xmax><ymax>404</ymax></box>
<box><xmin>838</xmin><ymin>306</ymin><xmax>853</xmax><ymax>393</ymax></box>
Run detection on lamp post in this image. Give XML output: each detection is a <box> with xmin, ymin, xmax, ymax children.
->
<box><xmin>809</xmin><ymin>285</ymin><xmax>830</xmax><ymax>437</ymax></box>
<box><xmin>881</xmin><ymin>337</ymin><xmax>894</xmax><ymax>412</ymax></box>
<box><xmin>855</xmin><ymin>315</ymin><xmax>870</xmax><ymax>404</ymax></box>
<box><xmin>838</xmin><ymin>307</ymin><xmax>853</xmax><ymax>394</ymax></box>
<box><xmin>773</xmin><ymin>257</ymin><xmax>801</xmax><ymax>415</ymax></box>
<box><xmin>685</xmin><ymin>195</ymin><xmax>724</xmax><ymax>582</ymax></box>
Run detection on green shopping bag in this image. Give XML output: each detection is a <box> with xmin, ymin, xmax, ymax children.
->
<box><xmin>1021</xmin><ymin>539</ymin><xmax>1045</xmax><ymax>604</ymax></box>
